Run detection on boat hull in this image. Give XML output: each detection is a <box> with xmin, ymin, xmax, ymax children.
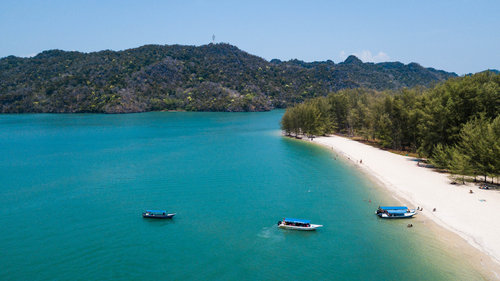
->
<box><xmin>142</xmin><ymin>213</ymin><xmax>176</xmax><ymax>219</ymax></box>
<box><xmin>376</xmin><ymin>212</ymin><xmax>416</xmax><ymax>219</ymax></box>
<box><xmin>278</xmin><ymin>223</ymin><xmax>323</xmax><ymax>231</ymax></box>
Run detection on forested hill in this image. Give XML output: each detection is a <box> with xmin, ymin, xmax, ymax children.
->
<box><xmin>0</xmin><ymin>43</ymin><xmax>457</xmax><ymax>113</ymax></box>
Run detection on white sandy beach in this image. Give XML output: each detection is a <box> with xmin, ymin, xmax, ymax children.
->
<box><xmin>312</xmin><ymin>135</ymin><xmax>500</xmax><ymax>274</ymax></box>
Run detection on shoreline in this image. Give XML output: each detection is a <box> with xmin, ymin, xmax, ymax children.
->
<box><xmin>304</xmin><ymin>135</ymin><xmax>500</xmax><ymax>279</ymax></box>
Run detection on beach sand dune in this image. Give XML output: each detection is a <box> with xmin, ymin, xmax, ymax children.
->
<box><xmin>313</xmin><ymin>135</ymin><xmax>500</xmax><ymax>273</ymax></box>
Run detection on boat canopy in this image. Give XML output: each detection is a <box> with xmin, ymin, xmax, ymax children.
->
<box><xmin>387</xmin><ymin>209</ymin><xmax>408</xmax><ymax>214</ymax></box>
<box><xmin>379</xmin><ymin>206</ymin><xmax>408</xmax><ymax>210</ymax></box>
<box><xmin>284</xmin><ymin>218</ymin><xmax>310</xmax><ymax>224</ymax></box>
<box><xmin>146</xmin><ymin>210</ymin><xmax>166</xmax><ymax>213</ymax></box>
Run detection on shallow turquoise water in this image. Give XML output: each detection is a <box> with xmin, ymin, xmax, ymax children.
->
<box><xmin>0</xmin><ymin>111</ymin><xmax>483</xmax><ymax>280</ymax></box>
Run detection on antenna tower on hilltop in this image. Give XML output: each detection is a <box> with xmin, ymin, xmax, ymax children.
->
<box><xmin>212</xmin><ymin>34</ymin><xmax>215</xmax><ymax>44</ymax></box>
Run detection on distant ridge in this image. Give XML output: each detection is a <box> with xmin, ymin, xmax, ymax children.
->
<box><xmin>0</xmin><ymin>43</ymin><xmax>458</xmax><ymax>113</ymax></box>
<box><xmin>464</xmin><ymin>69</ymin><xmax>499</xmax><ymax>76</ymax></box>
<box><xmin>340</xmin><ymin>55</ymin><xmax>363</xmax><ymax>65</ymax></box>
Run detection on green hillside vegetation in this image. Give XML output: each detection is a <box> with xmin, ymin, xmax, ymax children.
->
<box><xmin>0</xmin><ymin>43</ymin><xmax>455</xmax><ymax>113</ymax></box>
<box><xmin>281</xmin><ymin>72</ymin><xmax>500</xmax><ymax>182</ymax></box>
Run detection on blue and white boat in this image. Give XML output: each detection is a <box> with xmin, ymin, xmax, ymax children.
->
<box><xmin>277</xmin><ymin>218</ymin><xmax>323</xmax><ymax>230</ymax></box>
<box><xmin>376</xmin><ymin>206</ymin><xmax>416</xmax><ymax>219</ymax></box>
<box><xmin>142</xmin><ymin>210</ymin><xmax>176</xmax><ymax>219</ymax></box>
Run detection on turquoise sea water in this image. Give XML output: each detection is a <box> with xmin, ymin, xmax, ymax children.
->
<box><xmin>0</xmin><ymin>111</ymin><xmax>484</xmax><ymax>280</ymax></box>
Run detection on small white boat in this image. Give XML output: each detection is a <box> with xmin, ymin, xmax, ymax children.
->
<box><xmin>277</xmin><ymin>218</ymin><xmax>323</xmax><ymax>231</ymax></box>
<box><xmin>376</xmin><ymin>206</ymin><xmax>416</xmax><ymax>219</ymax></box>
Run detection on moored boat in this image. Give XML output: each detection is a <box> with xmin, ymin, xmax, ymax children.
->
<box><xmin>277</xmin><ymin>218</ymin><xmax>323</xmax><ymax>231</ymax></box>
<box><xmin>376</xmin><ymin>206</ymin><xmax>416</xmax><ymax>219</ymax></box>
<box><xmin>142</xmin><ymin>210</ymin><xmax>176</xmax><ymax>219</ymax></box>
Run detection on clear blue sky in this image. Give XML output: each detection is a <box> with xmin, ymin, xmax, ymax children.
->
<box><xmin>1</xmin><ymin>0</ymin><xmax>499</xmax><ymax>74</ymax></box>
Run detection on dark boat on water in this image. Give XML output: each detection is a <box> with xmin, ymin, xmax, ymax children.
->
<box><xmin>142</xmin><ymin>210</ymin><xmax>176</xmax><ymax>219</ymax></box>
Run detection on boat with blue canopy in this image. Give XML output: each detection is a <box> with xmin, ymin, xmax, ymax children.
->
<box><xmin>376</xmin><ymin>206</ymin><xmax>416</xmax><ymax>219</ymax></box>
<box><xmin>142</xmin><ymin>210</ymin><xmax>176</xmax><ymax>219</ymax></box>
<box><xmin>277</xmin><ymin>218</ymin><xmax>323</xmax><ymax>230</ymax></box>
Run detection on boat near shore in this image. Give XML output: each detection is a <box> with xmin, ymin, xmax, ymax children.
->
<box><xmin>142</xmin><ymin>210</ymin><xmax>176</xmax><ymax>219</ymax></box>
<box><xmin>277</xmin><ymin>218</ymin><xmax>323</xmax><ymax>231</ymax></box>
<box><xmin>376</xmin><ymin>206</ymin><xmax>416</xmax><ymax>219</ymax></box>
